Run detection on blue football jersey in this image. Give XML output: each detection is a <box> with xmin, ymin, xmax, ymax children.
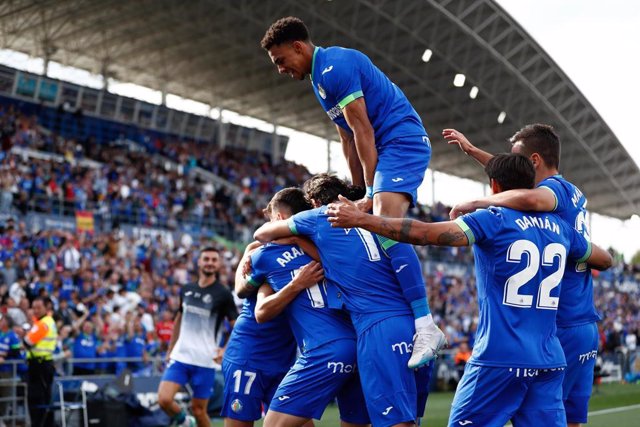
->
<box><xmin>248</xmin><ymin>243</ymin><xmax>355</xmax><ymax>353</ymax></box>
<box><xmin>455</xmin><ymin>207</ymin><xmax>592</xmax><ymax>368</ymax></box>
<box><xmin>289</xmin><ymin>207</ymin><xmax>412</xmax><ymax>332</ymax></box>
<box><xmin>310</xmin><ymin>46</ymin><xmax>426</xmax><ymax>148</ymax></box>
<box><xmin>538</xmin><ymin>175</ymin><xmax>600</xmax><ymax>327</ymax></box>
<box><xmin>224</xmin><ymin>293</ymin><xmax>296</xmax><ymax>372</ymax></box>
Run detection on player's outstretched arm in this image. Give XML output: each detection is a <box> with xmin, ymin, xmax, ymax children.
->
<box><xmin>442</xmin><ymin>128</ymin><xmax>494</xmax><ymax>167</ymax></box>
<box><xmin>449</xmin><ymin>188</ymin><xmax>557</xmax><ymax>219</ymax></box>
<box><xmin>327</xmin><ymin>195</ymin><xmax>469</xmax><ymax>246</ymax></box>
<box><xmin>235</xmin><ymin>241</ymin><xmax>262</xmax><ymax>299</ymax></box>
<box><xmin>255</xmin><ymin>261</ymin><xmax>324</xmax><ymax>323</ymax></box>
<box><xmin>254</xmin><ymin>219</ymin><xmax>293</xmax><ymax>243</ymax></box>
<box><xmin>587</xmin><ymin>243</ymin><xmax>613</xmax><ymax>271</ymax></box>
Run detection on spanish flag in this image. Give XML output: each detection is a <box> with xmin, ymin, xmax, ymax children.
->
<box><xmin>76</xmin><ymin>211</ymin><xmax>95</xmax><ymax>234</ymax></box>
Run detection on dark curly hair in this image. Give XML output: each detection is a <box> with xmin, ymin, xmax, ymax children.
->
<box><xmin>303</xmin><ymin>173</ymin><xmax>362</xmax><ymax>206</ymax></box>
<box><xmin>261</xmin><ymin>16</ymin><xmax>310</xmax><ymax>50</ymax></box>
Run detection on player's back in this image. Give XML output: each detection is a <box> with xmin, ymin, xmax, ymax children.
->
<box><xmin>456</xmin><ymin>207</ymin><xmax>591</xmax><ymax>368</ymax></box>
<box><xmin>311</xmin><ymin>46</ymin><xmax>425</xmax><ymax>146</ymax></box>
<box><xmin>249</xmin><ymin>243</ymin><xmax>356</xmax><ymax>353</ymax></box>
<box><xmin>538</xmin><ymin>175</ymin><xmax>599</xmax><ymax>327</ymax></box>
<box><xmin>289</xmin><ymin>206</ymin><xmax>412</xmax><ymax>331</ymax></box>
<box><xmin>224</xmin><ymin>294</ymin><xmax>296</xmax><ymax>371</ymax></box>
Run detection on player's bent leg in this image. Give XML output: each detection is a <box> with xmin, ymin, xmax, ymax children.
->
<box><xmin>263</xmin><ymin>410</ymin><xmax>311</xmax><ymax>427</ymax></box>
<box><xmin>191</xmin><ymin>398</ymin><xmax>211</xmax><ymax>427</ymax></box>
<box><xmin>158</xmin><ymin>380</ymin><xmax>183</xmax><ymax>416</ymax></box>
<box><xmin>159</xmin><ymin>359</ymin><xmax>192</xmax><ymax>424</ymax></box>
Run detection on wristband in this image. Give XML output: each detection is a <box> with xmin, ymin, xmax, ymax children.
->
<box><xmin>366</xmin><ymin>186</ymin><xmax>374</xmax><ymax>199</ymax></box>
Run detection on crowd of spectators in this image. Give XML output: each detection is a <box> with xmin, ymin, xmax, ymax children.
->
<box><xmin>1</xmin><ymin>101</ymin><xmax>639</xmax><ymax>385</ymax></box>
<box><xmin>0</xmin><ymin>103</ymin><xmax>310</xmax><ymax>241</ymax></box>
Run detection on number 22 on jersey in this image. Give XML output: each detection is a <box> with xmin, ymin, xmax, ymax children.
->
<box><xmin>503</xmin><ymin>239</ymin><xmax>566</xmax><ymax>310</ymax></box>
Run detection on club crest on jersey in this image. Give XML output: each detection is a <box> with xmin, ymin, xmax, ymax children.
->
<box><xmin>203</xmin><ymin>294</ymin><xmax>212</xmax><ymax>304</ymax></box>
<box><xmin>231</xmin><ymin>399</ymin><xmax>243</xmax><ymax>413</ymax></box>
<box><xmin>317</xmin><ymin>83</ymin><xmax>326</xmax><ymax>99</ymax></box>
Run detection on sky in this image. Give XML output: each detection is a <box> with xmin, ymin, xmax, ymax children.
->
<box><xmin>0</xmin><ymin>0</ymin><xmax>638</xmax><ymax>259</ymax></box>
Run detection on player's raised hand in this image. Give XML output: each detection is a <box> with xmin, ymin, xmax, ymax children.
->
<box><xmin>327</xmin><ymin>194</ymin><xmax>365</xmax><ymax>228</ymax></box>
<box><xmin>449</xmin><ymin>201</ymin><xmax>477</xmax><ymax>219</ymax></box>
<box><xmin>442</xmin><ymin>128</ymin><xmax>475</xmax><ymax>155</ymax></box>
<box><xmin>291</xmin><ymin>261</ymin><xmax>324</xmax><ymax>289</ymax></box>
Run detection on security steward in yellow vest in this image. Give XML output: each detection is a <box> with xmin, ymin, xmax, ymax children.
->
<box><xmin>23</xmin><ymin>297</ymin><xmax>57</xmax><ymax>427</ymax></box>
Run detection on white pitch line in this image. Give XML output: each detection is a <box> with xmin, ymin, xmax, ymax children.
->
<box><xmin>587</xmin><ymin>403</ymin><xmax>640</xmax><ymax>416</ymax></box>
<box><xmin>504</xmin><ymin>403</ymin><xmax>640</xmax><ymax>426</ymax></box>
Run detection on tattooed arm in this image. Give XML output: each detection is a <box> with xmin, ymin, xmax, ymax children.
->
<box><xmin>327</xmin><ymin>195</ymin><xmax>470</xmax><ymax>247</ymax></box>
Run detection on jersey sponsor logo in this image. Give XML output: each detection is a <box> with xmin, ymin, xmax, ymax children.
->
<box><xmin>317</xmin><ymin>83</ymin><xmax>326</xmax><ymax>99</ymax></box>
<box><xmin>276</xmin><ymin>246</ymin><xmax>305</xmax><ymax>267</ymax></box>
<box><xmin>183</xmin><ymin>305</ymin><xmax>211</xmax><ymax>317</ymax></box>
<box><xmin>508</xmin><ymin>367</ymin><xmax>540</xmax><ymax>378</ymax></box>
<box><xmin>203</xmin><ymin>294</ymin><xmax>212</xmax><ymax>304</ymax></box>
<box><xmin>395</xmin><ymin>264</ymin><xmax>408</xmax><ymax>273</ymax></box>
<box><xmin>321</xmin><ymin>65</ymin><xmax>333</xmax><ymax>75</ymax></box>
<box><xmin>391</xmin><ymin>177</ymin><xmax>404</xmax><ymax>182</ymax></box>
<box><xmin>382</xmin><ymin>406</ymin><xmax>393</xmax><ymax>415</ymax></box>
<box><xmin>231</xmin><ymin>399</ymin><xmax>243</xmax><ymax>413</ymax></box>
<box><xmin>391</xmin><ymin>341</ymin><xmax>413</xmax><ymax>355</ymax></box>
<box><xmin>579</xmin><ymin>350</ymin><xmax>597</xmax><ymax>364</ymax></box>
<box><xmin>277</xmin><ymin>395</ymin><xmax>290</xmax><ymax>401</ymax></box>
<box><xmin>514</xmin><ymin>215</ymin><xmax>560</xmax><ymax>235</ymax></box>
<box><xmin>327</xmin><ymin>361</ymin><xmax>356</xmax><ymax>374</ymax></box>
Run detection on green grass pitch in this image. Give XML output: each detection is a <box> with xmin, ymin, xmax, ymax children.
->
<box><xmin>212</xmin><ymin>383</ymin><xmax>640</xmax><ymax>426</ymax></box>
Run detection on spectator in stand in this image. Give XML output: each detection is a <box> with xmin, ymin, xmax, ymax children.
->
<box><xmin>0</xmin><ymin>313</ymin><xmax>24</xmax><ymax>416</ymax></box>
<box><xmin>72</xmin><ymin>313</ymin><xmax>98</xmax><ymax>376</ymax></box>
<box><xmin>453</xmin><ymin>341</ymin><xmax>472</xmax><ymax>380</ymax></box>
<box><xmin>126</xmin><ymin>315</ymin><xmax>148</xmax><ymax>374</ymax></box>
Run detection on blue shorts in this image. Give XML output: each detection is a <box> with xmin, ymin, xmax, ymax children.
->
<box><xmin>416</xmin><ymin>360</ymin><xmax>434</xmax><ymax>419</ymax></box>
<box><xmin>356</xmin><ymin>314</ymin><xmax>430</xmax><ymax>427</ymax></box>
<box><xmin>162</xmin><ymin>359</ymin><xmax>216</xmax><ymax>400</ymax></box>
<box><xmin>269</xmin><ymin>338</ymin><xmax>369</xmax><ymax>424</ymax></box>
<box><xmin>374</xmin><ymin>135</ymin><xmax>431</xmax><ymax>206</ymax></box>
<box><xmin>220</xmin><ymin>360</ymin><xmax>288</xmax><ymax>421</ymax></box>
<box><xmin>557</xmin><ymin>322</ymin><xmax>598</xmax><ymax>423</ymax></box>
<box><xmin>449</xmin><ymin>364</ymin><xmax>566</xmax><ymax>427</ymax></box>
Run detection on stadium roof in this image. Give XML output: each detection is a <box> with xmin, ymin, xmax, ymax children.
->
<box><xmin>1</xmin><ymin>0</ymin><xmax>638</xmax><ymax>219</ymax></box>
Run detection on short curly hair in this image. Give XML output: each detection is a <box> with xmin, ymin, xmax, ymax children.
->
<box><xmin>303</xmin><ymin>173</ymin><xmax>351</xmax><ymax>206</ymax></box>
<box><xmin>261</xmin><ymin>16</ymin><xmax>310</xmax><ymax>50</ymax></box>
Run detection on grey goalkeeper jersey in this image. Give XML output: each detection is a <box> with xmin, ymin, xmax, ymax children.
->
<box><xmin>170</xmin><ymin>282</ymin><xmax>238</xmax><ymax>368</ymax></box>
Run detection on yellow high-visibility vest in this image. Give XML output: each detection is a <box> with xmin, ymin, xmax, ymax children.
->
<box><xmin>26</xmin><ymin>315</ymin><xmax>57</xmax><ymax>360</ymax></box>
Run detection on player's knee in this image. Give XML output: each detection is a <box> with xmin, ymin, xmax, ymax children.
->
<box><xmin>157</xmin><ymin>392</ymin><xmax>174</xmax><ymax>410</ymax></box>
<box><xmin>191</xmin><ymin>401</ymin><xmax>208</xmax><ymax>418</ymax></box>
